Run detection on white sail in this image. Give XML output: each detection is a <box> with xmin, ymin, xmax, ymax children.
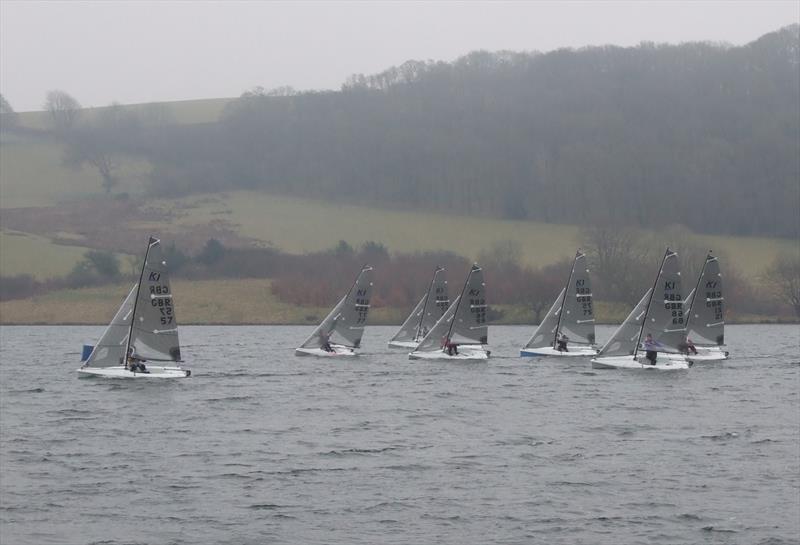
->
<box><xmin>84</xmin><ymin>284</ymin><xmax>137</xmax><ymax>367</ymax></box>
<box><xmin>597</xmin><ymin>289</ymin><xmax>652</xmax><ymax>357</ymax></box>
<box><xmin>639</xmin><ymin>249</ymin><xmax>687</xmax><ymax>355</ymax></box>
<box><xmin>686</xmin><ymin>253</ymin><xmax>725</xmax><ymax>346</ymax></box>
<box><xmin>299</xmin><ymin>265</ymin><xmax>374</xmax><ymax>349</ymax></box>
<box><xmin>418</xmin><ymin>267</ymin><xmax>449</xmax><ymax>338</ymax></box>
<box><xmin>557</xmin><ymin>251</ymin><xmax>596</xmax><ymax>345</ymax></box>
<box><xmin>415</xmin><ymin>295</ymin><xmax>460</xmax><ymax>352</ymax></box>
<box><xmin>523</xmin><ymin>288</ymin><xmax>564</xmax><ymax>349</ymax></box>
<box><xmin>389</xmin><ymin>266</ymin><xmax>448</xmax><ymax>344</ymax></box>
<box><xmin>448</xmin><ymin>264</ymin><xmax>487</xmax><ymax>345</ymax></box>
<box><xmin>129</xmin><ymin>237</ymin><xmax>182</xmax><ymax>362</ymax></box>
<box><xmin>389</xmin><ymin>294</ymin><xmax>427</xmax><ymax>343</ymax></box>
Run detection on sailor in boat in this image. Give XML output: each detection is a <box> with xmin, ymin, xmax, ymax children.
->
<box><xmin>556</xmin><ymin>332</ymin><xmax>569</xmax><ymax>352</ymax></box>
<box><xmin>125</xmin><ymin>346</ymin><xmax>149</xmax><ymax>373</ymax></box>
<box><xmin>643</xmin><ymin>334</ymin><xmax>658</xmax><ymax>365</ymax></box>
<box><xmin>442</xmin><ymin>336</ymin><xmax>458</xmax><ymax>356</ymax></box>
<box><xmin>680</xmin><ymin>336</ymin><xmax>697</xmax><ymax>355</ymax></box>
<box><xmin>320</xmin><ymin>331</ymin><xmax>334</xmax><ymax>353</ymax></box>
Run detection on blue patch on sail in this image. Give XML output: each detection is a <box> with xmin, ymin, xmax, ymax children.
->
<box><xmin>81</xmin><ymin>345</ymin><xmax>94</xmax><ymax>362</ymax></box>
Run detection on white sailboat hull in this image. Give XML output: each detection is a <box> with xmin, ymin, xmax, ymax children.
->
<box><xmin>663</xmin><ymin>346</ymin><xmax>729</xmax><ymax>362</ymax></box>
<box><xmin>294</xmin><ymin>344</ymin><xmax>358</xmax><ymax>358</ymax></box>
<box><xmin>520</xmin><ymin>346</ymin><xmax>598</xmax><ymax>358</ymax></box>
<box><xmin>591</xmin><ymin>355</ymin><xmax>691</xmax><ymax>370</ymax></box>
<box><xmin>77</xmin><ymin>365</ymin><xmax>191</xmax><ymax>379</ymax></box>
<box><xmin>409</xmin><ymin>346</ymin><xmax>490</xmax><ymax>361</ymax></box>
<box><xmin>388</xmin><ymin>340</ymin><xmax>420</xmax><ymax>349</ymax></box>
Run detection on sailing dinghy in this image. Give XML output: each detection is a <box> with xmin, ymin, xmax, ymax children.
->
<box><xmin>679</xmin><ymin>252</ymin><xmax>728</xmax><ymax>360</ymax></box>
<box><xmin>295</xmin><ymin>265</ymin><xmax>374</xmax><ymax>358</ymax></box>
<box><xmin>591</xmin><ymin>248</ymin><xmax>691</xmax><ymax>370</ymax></box>
<box><xmin>520</xmin><ymin>250</ymin><xmax>597</xmax><ymax>357</ymax></box>
<box><xmin>388</xmin><ymin>266</ymin><xmax>449</xmax><ymax>349</ymax></box>
<box><xmin>78</xmin><ymin>237</ymin><xmax>190</xmax><ymax>379</ymax></box>
<box><xmin>409</xmin><ymin>264</ymin><xmax>489</xmax><ymax>361</ymax></box>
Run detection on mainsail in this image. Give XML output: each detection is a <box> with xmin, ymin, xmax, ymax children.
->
<box><xmin>389</xmin><ymin>267</ymin><xmax>448</xmax><ymax>344</ymax></box>
<box><xmin>300</xmin><ymin>265</ymin><xmax>374</xmax><ymax>349</ymax></box>
<box><xmin>447</xmin><ymin>264</ymin><xmax>488</xmax><ymax>345</ymax></box>
<box><xmin>686</xmin><ymin>253</ymin><xmax>725</xmax><ymax>346</ymax></box>
<box><xmin>128</xmin><ymin>237</ymin><xmax>182</xmax><ymax>362</ymax></box>
<box><xmin>84</xmin><ymin>284</ymin><xmax>137</xmax><ymax>367</ymax></box>
<box><xmin>522</xmin><ymin>288</ymin><xmax>564</xmax><ymax>349</ymax></box>
<box><xmin>637</xmin><ymin>249</ymin><xmax>686</xmax><ymax>355</ymax></box>
<box><xmin>389</xmin><ymin>294</ymin><xmax>427</xmax><ymax>343</ymax></box>
<box><xmin>597</xmin><ymin>289</ymin><xmax>652</xmax><ymax>357</ymax></box>
<box><xmin>556</xmin><ymin>251</ymin><xmax>596</xmax><ymax>345</ymax></box>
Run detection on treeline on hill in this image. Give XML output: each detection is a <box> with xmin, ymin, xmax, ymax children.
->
<box><xmin>2</xmin><ymin>26</ymin><xmax>797</xmax><ymax>238</ymax></box>
<box><xmin>2</xmin><ymin>229</ymin><xmax>798</xmax><ymax>320</ymax></box>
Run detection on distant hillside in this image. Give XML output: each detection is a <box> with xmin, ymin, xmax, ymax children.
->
<box><xmin>3</xmin><ymin>26</ymin><xmax>798</xmax><ymax>239</ymax></box>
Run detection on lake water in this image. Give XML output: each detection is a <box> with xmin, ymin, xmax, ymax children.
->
<box><xmin>1</xmin><ymin>324</ymin><xmax>798</xmax><ymax>545</ymax></box>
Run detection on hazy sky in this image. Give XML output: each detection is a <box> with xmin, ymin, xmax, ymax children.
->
<box><xmin>1</xmin><ymin>1</ymin><xmax>797</xmax><ymax>111</ymax></box>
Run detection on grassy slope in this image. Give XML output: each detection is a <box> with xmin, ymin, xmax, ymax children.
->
<box><xmin>0</xmin><ymin>230</ymin><xmax>96</xmax><ymax>278</ymax></box>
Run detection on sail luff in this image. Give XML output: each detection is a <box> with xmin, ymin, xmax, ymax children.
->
<box><xmin>523</xmin><ymin>289</ymin><xmax>564</xmax><ymax>349</ymax></box>
<box><xmin>415</xmin><ymin>266</ymin><xmax>444</xmax><ymax>341</ymax></box>
<box><xmin>389</xmin><ymin>294</ymin><xmax>427</xmax><ymax>343</ymax></box>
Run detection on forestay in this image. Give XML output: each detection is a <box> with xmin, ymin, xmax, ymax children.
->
<box><xmin>557</xmin><ymin>251</ymin><xmax>596</xmax><ymax>345</ymax></box>
<box><xmin>129</xmin><ymin>237</ymin><xmax>182</xmax><ymax>362</ymax></box>
<box><xmin>522</xmin><ymin>289</ymin><xmax>564</xmax><ymax>349</ymax></box>
<box><xmin>448</xmin><ymin>264</ymin><xmax>488</xmax><ymax>345</ymax></box>
<box><xmin>597</xmin><ymin>289</ymin><xmax>652</xmax><ymax>357</ymax></box>
<box><xmin>639</xmin><ymin>249</ymin><xmax>686</xmax><ymax>354</ymax></box>
<box><xmin>300</xmin><ymin>265</ymin><xmax>374</xmax><ymax>349</ymax></box>
<box><xmin>686</xmin><ymin>253</ymin><xmax>725</xmax><ymax>346</ymax></box>
<box><xmin>84</xmin><ymin>284</ymin><xmax>137</xmax><ymax>367</ymax></box>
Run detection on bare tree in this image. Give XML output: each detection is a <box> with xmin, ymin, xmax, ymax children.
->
<box><xmin>764</xmin><ymin>255</ymin><xmax>800</xmax><ymax>319</ymax></box>
<box><xmin>44</xmin><ymin>90</ymin><xmax>81</xmax><ymax>133</ymax></box>
<box><xmin>0</xmin><ymin>93</ymin><xmax>18</xmax><ymax>130</ymax></box>
<box><xmin>581</xmin><ymin>223</ymin><xmax>652</xmax><ymax>304</ymax></box>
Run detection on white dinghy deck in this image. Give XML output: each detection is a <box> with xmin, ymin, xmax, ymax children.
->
<box><xmin>520</xmin><ymin>346</ymin><xmax>598</xmax><ymax>358</ymax></box>
<box><xmin>78</xmin><ymin>365</ymin><xmax>190</xmax><ymax>378</ymax></box>
<box><xmin>294</xmin><ymin>344</ymin><xmax>358</xmax><ymax>358</ymax></box>
<box><xmin>591</xmin><ymin>355</ymin><xmax>691</xmax><ymax>370</ymax></box>
<box><xmin>409</xmin><ymin>346</ymin><xmax>489</xmax><ymax>361</ymax></box>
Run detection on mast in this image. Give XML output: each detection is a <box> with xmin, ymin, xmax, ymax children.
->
<box><xmin>125</xmin><ymin>236</ymin><xmax>156</xmax><ymax>362</ymax></box>
<box><xmin>415</xmin><ymin>266</ymin><xmax>443</xmax><ymax>341</ymax></box>
<box><xmin>633</xmin><ymin>247</ymin><xmax>671</xmax><ymax>359</ymax></box>
<box><xmin>552</xmin><ymin>250</ymin><xmax>581</xmax><ymax>348</ymax></box>
<box><xmin>445</xmin><ymin>264</ymin><xmax>478</xmax><ymax>343</ymax></box>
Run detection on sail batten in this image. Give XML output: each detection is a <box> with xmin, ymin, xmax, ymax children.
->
<box><xmin>686</xmin><ymin>253</ymin><xmax>725</xmax><ymax>346</ymax></box>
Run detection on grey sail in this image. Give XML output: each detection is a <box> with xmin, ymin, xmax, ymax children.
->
<box><xmin>448</xmin><ymin>264</ymin><xmax>488</xmax><ymax>345</ymax></box>
<box><xmin>300</xmin><ymin>265</ymin><xmax>374</xmax><ymax>349</ymax></box>
<box><xmin>85</xmin><ymin>284</ymin><xmax>137</xmax><ymax>367</ymax></box>
<box><xmin>415</xmin><ymin>296</ymin><xmax>459</xmax><ymax>352</ymax></box>
<box><xmin>418</xmin><ymin>267</ymin><xmax>449</xmax><ymax>338</ymax></box>
<box><xmin>523</xmin><ymin>288</ymin><xmax>564</xmax><ymax>349</ymax></box>
<box><xmin>389</xmin><ymin>294</ymin><xmax>427</xmax><ymax>343</ymax></box>
<box><xmin>686</xmin><ymin>253</ymin><xmax>725</xmax><ymax>346</ymax></box>
<box><xmin>597</xmin><ymin>289</ymin><xmax>652</xmax><ymax>357</ymax></box>
<box><xmin>129</xmin><ymin>237</ymin><xmax>182</xmax><ymax>362</ymax></box>
<box><xmin>389</xmin><ymin>266</ymin><xmax>449</xmax><ymax>344</ymax></box>
<box><xmin>557</xmin><ymin>251</ymin><xmax>596</xmax><ymax>345</ymax></box>
<box><xmin>639</xmin><ymin>249</ymin><xmax>686</xmax><ymax>354</ymax></box>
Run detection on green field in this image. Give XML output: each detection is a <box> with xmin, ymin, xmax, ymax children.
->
<box><xmin>155</xmin><ymin>191</ymin><xmax>796</xmax><ymax>278</ymax></box>
<box><xmin>0</xmin><ymin>230</ymin><xmax>93</xmax><ymax>279</ymax></box>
